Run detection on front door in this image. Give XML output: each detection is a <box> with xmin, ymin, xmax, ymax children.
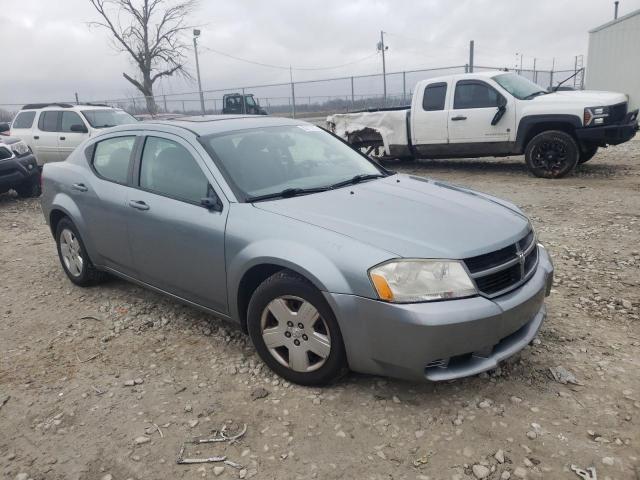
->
<box><xmin>59</xmin><ymin>111</ymin><xmax>89</xmax><ymax>160</ymax></box>
<box><xmin>447</xmin><ymin>79</ymin><xmax>516</xmax><ymax>146</ymax></box>
<box><xmin>126</xmin><ymin>133</ymin><xmax>229</xmax><ymax>313</ymax></box>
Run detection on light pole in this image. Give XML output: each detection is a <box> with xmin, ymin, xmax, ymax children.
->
<box><xmin>377</xmin><ymin>31</ymin><xmax>388</xmax><ymax>105</ymax></box>
<box><xmin>193</xmin><ymin>29</ymin><xmax>205</xmax><ymax>115</ymax></box>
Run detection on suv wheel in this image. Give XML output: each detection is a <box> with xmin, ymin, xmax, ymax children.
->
<box><xmin>55</xmin><ymin>218</ymin><xmax>106</xmax><ymax>286</ymax></box>
<box><xmin>247</xmin><ymin>271</ymin><xmax>348</xmax><ymax>386</ymax></box>
<box><xmin>15</xmin><ymin>177</ymin><xmax>41</xmax><ymax>198</ymax></box>
<box><xmin>578</xmin><ymin>145</ymin><xmax>598</xmax><ymax>164</ymax></box>
<box><xmin>525</xmin><ymin>130</ymin><xmax>579</xmax><ymax>178</ymax></box>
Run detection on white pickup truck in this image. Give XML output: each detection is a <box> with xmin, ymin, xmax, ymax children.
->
<box><xmin>327</xmin><ymin>71</ymin><xmax>639</xmax><ymax>178</ymax></box>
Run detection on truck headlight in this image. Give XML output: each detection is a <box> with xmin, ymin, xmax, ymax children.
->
<box><xmin>11</xmin><ymin>140</ymin><xmax>29</xmax><ymax>156</ymax></box>
<box><xmin>584</xmin><ymin>106</ymin><xmax>609</xmax><ymax>126</ymax></box>
<box><xmin>368</xmin><ymin>259</ymin><xmax>477</xmax><ymax>303</ymax></box>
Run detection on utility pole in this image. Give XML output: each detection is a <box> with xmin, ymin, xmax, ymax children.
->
<box><xmin>377</xmin><ymin>31</ymin><xmax>388</xmax><ymax>104</ymax></box>
<box><xmin>468</xmin><ymin>40</ymin><xmax>475</xmax><ymax>73</ymax></box>
<box><xmin>75</xmin><ymin>92</ymin><xmax>79</xmax><ymax>105</ymax></box>
<box><xmin>193</xmin><ymin>29</ymin><xmax>205</xmax><ymax>115</ymax></box>
<box><xmin>290</xmin><ymin>66</ymin><xmax>296</xmax><ymax>119</ymax></box>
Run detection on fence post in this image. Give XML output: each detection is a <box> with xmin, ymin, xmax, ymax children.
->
<box><xmin>468</xmin><ymin>40</ymin><xmax>474</xmax><ymax>73</ymax></box>
<box><xmin>163</xmin><ymin>95</ymin><xmax>167</xmax><ymax>112</ymax></box>
<box><xmin>464</xmin><ymin>64</ymin><xmax>469</xmax><ymax>73</ymax></box>
<box><xmin>132</xmin><ymin>98</ymin><xmax>136</xmax><ymax>111</ymax></box>
<box><xmin>182</xmin><ymin>100</ymin><xmax>185</xmax><ymax>112</ymax></box>
<box><xmin>350</xmin><ymin>77</ymin><xmax>355</xmax><ymax>110</ymax></box>
<box><xmin>290</xmin><ymin>82</ymin><xmax>296</xmax><ymax>119</ymax></box>
<box><xmin>549</xmin><ymin>57</ymin><xmax>555</xmax><ymax>89</ymax></box>
<box><xmin>213</xmin><ymin>98</ymin><xmax>217</xmax><ymax>113</ymax></box>
<box><xmin>533</xmin><ymin>58</ymin><xmax>537</xmax><ymax>83</ymax></box>
<box><xmin>241</xmin><ymin>87</ymin><xmax>246</xmax><ymax>114</ymax></box>
<box><xmin>402</xmin><ymin>71</ymin><xmax>406</xmax><ymax>104</ymax></box>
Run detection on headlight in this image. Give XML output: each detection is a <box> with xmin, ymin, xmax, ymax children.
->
<box><xmin>368</xmin><ymin>259</ymin><xmax>477</xmax><ymax>303</ymax></box>
<box><xmin>584</xmin><ymin>106</ymin><xmax>609</xmax><ymax>126</ymax></box>
<box><xmin>11</xmin><ymin>140</ymin><xmax>29</xmax><ymax>156</ymax></box>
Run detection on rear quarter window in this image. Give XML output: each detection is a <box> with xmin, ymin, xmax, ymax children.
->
<box><xmin>12</xmin><ymin>111</ymin><xmax>36</xmax><ymax>129</ymax></box>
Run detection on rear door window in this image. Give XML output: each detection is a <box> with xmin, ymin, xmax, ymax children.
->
<box><xmin>139</xmin><ymin>136</ymin><xmax>210</xmax><ymax>204</ymax></box>
<box><xmin>38</xmin><ymin>111</ymin><xmax>60</xmax><ymax>132</ymax></box>
<box><xmin>92</xmin><ymin>136</ymin><xmax>135</xmax><ymax>184</ymax></box>
<box><xmin>12</xmin><ymin>111</ymin><xmax>36</xmax><ymax>129</ymax></box>
<box><xmin>422</xmin><ymin>82</ymin><xmax>447</xmax><ymax>111</ymax></box>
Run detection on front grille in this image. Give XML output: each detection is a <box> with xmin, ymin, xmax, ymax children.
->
<box><xmin>463</xmin><ymin>230</ymin><xmax>538</xmax><ymax>297</ymax></box>
<box><xmin>608</xmin><ymin>102</ymin><xmax>628</xmax><ymax>124</ymax></box>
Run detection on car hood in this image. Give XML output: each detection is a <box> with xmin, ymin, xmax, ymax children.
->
<box><xmin>533</xmin><ymin>90</ymin><xmax>627</xmax><ymax>106</ymax></box>
<box><xmin>254</xmin><ymin>175</ymin><xmax>530</xmax><ymax>259</ymax></box>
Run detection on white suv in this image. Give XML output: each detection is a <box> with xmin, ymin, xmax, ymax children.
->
<box><xmin>10</xmin><ymin>103</ymin><xmax>137</xmax><ymax>165</ymax></box>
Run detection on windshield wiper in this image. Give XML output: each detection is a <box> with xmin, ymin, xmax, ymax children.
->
<box><xmin>246</xmin><ymin>186</ymin><xmax>329</xmax><ymax>203</ymax></box>
<box><xmin>328</xmin><ymin>173</ymin><xmax>387</xmax><ymax>189</ymax></box>
<box><xmin>524</xmin><ymin>90</ymin><xmax>548</xmax><ymax>100</ymax></box>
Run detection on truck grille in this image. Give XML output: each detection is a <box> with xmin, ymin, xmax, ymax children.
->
<box><xmin>464</xmin><ymin>230</ymin><xmax>538</xmax><ymax>297</ymax></box>
<box><xmin>608</xmin><ymin>102</ymin><xmax>628</xmax><ymax>124</ymax></box>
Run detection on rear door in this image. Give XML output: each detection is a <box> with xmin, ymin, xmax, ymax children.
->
<box><xmin>447</xmin><ymin>79</ymin><xmax>515</xmax><ymax>144</ymax></box>
<box><xmin>75</xmin><ymin>133</ymin><xmax>139</xmax><ymax>274</ymax></box>
<box><xmin>126</xmin><ymin>133</ymin><xmax>229</xmax><ymax>313</ymax></box>
<box><xmin>9</xmin><ymin>111</ymin><xmax>37</xmax><ymax>151</ymax></box>
<box><xmin>34</xmin><ymin>111</ymin><xmax>62</xmax><ymax>163</ymax></box>
<box><xmin>411</xmin><ymin>80</ymin><xmax>450</xmax><ymax>145</ymax></box>
<box><xmin>59</xmin><ymin>111</ymin><xmax>90</xmax><ymax>160</ymax></box>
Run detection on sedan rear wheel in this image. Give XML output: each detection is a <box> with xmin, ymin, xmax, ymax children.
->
<box><xmin>55</xmin><ymin>218</ymin><xmax>106</xmax><ymax>286</ymax></box>
<box><xmin>247</xmin><ymin>271</ymin><xmax>347</xmax><ymax>385</ymax></box>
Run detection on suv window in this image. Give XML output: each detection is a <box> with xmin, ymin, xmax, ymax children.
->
<box><xmin>140</xmin><ymin>137</ymin><xmax>209</xmax><ymax>204</ymax></box>
<box><xmin>92</xmin><ymin>136</ymin><xmax>135</xmax><ymax>184</ymax></box>
<box><xmin>12</xmin><ymin>111</ymin><xmax>36</xmax><ymax>129</ymax></box>
<box><xmin>38</xmin><ymin>111</ymin><xmax>60</xmax><ymax>132</ymax></box>
<box><xmin>61</xmin><ymin>112</ymin><xmax>85</xmax><ymax>132</ymax></box>
<box><xmin>422</xmin><ymin>82</ymin><xmax>447</xmax><ymax>111</ymax></box>
<box><xmin>454</xmin><ymin>81</ymin><xmax>501</xmax><ymax>109</ymax></box>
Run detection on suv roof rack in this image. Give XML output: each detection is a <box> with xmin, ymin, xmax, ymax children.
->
<box><xmin>21</xmin><ymin>103</ymin><xmax>74</xmax><ymax>110</ymax></box>
<box><xmin>80</xmin><ymin>102</ymin><xmax>112</xmax><ymax>107</ymax></box>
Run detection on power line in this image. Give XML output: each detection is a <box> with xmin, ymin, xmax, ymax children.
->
<box><xmin>200</xmin><ymin>46</ymin><xmax>378</xmax><ymax>71</ymax></box>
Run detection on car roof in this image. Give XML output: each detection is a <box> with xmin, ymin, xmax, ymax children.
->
<box><xmin>107</xmin><ymin>115</ymin><xmax>313</xmax><ymax>137</ymax></box>
<box><xmin>420</xmin><ymin>70</ymin><xmax>508</xmax><ymax>84</ymax></box>
<box><xmin>20</xmin><ymin>104</ymin><xmax>123</xmax><ymax>112</ymax></box>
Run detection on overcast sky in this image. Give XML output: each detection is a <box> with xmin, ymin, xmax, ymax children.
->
<box><xmin>2</xmin><ymin>0</ymin><xmax>639</xmax><ymax>106</ymax></box>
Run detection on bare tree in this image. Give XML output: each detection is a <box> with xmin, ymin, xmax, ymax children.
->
<box><xmin>88</xmin><ymin>0</ymin><xmax>197</xmax><ymax>114</ymax></box>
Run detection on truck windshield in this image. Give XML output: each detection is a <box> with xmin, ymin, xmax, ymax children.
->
<box><xmin>200</xmin><ymin>125</ymin><xmax>384</xmax><ymax>201</ymax></box>
<box><xmin>81</xmin><ymin>109</ymin><xmax>138</xmax><ymax>128</ymax></box>
<box><xmin>493</xmin><ymin>73</ymin><xmax>547</xmax><ymax>100</ymax></box>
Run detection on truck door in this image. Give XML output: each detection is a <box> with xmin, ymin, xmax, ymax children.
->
<box><xmin>411</xmin><ymin>81</ymin><xmax>450</xmax><ymax>145</ymax></box>
<box><xmin>447</xmin><ymin>79</ymin><xmax>515</xmax><ymax>145</ymax></box>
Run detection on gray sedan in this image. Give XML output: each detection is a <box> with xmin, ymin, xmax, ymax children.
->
<box><xmin>40</xmin><ymin>115</ymin><xmax>554</xmax><ymax>385</ymax></box>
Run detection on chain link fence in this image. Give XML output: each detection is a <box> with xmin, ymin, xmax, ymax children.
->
<box><xmin>0</xmin><ymin>65</ymin><xmax>582</xmax><ymax>120</ymax></box>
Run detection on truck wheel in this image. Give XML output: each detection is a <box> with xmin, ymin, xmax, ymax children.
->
<box><xmin>247</xmin><ymin>271</ymin><xmax>348</xmax><ymax>386</ymax></box>
<box><xmin>15</xmin><ymin>177</ymin><xmax>42</xmax><ymax>198</ymax></box>
<box><xmin>578</xmin><ymin>145</ymin><xmax>598</xmax><ymax>164</ymax></box>
<box><xmin>525</xmin><ymin>130</ymin><xmax>579</xmax><ymax>178</ymax></box>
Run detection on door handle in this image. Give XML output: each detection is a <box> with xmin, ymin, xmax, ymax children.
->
<box><xmin>128</xmin><ymin>200</ymin><xmax>150</xmax><ymax>211</ymax></box>
<box><xmin>33</xmin><ymin>135</ymin><xmax>40</xmax><ymax>140</ymax></box>
<box><xmin>60</xmin><ymin>136</ymin><xmax>66</xmax><ymax>141</ymax></box>
<box><xmin>71</xmin><ymin>183</ymin><xmax>88</xmax><ymax>192</ymax></box>
<box><xmin>451</xmin><ymin>116</ymin><xmax>467</xmax><ymax>121</ymax></box>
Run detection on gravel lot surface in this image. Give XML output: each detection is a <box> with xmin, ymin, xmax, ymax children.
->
<box><xmin>1</xmin><ymin>139</ymin><xmax>639</xmax><ymax>480</ymax></box>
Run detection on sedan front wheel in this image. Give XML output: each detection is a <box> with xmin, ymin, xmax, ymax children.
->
<box><xmin>247</xmin><ymin>271</ymin><xmax>347</xmax><ymax>386</ymax></box>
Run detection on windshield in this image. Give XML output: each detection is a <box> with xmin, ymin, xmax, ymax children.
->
<box><xmin>492</xmin><ymin>73</ymin><xmax>546</xmax><ymax>100</ymax></box>
<box><xmin>200</xmin><ymin>125</ymin><xmax>384</xmax><ymax>201</ymax></box>
<box><xmin>81</xmin><ymin>109</ymin><xmax>137</xmax><ymax>128</ymax></box>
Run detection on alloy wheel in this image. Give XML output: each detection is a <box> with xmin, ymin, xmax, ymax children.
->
<box><xmin>59</xmin><ymin>228</ymin><xmax>84</xmax><ymax>277</ymax></box>
<box><xmin>531</xmin><ymin>139</ymin><xmax>568</xmax><ymax>173</ymax></box>
<box><xmin>260</xmin><ymin>295</ymin><xmax>332</xmax><ymax>372</ymax></box>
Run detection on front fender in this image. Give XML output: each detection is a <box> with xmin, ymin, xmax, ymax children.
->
<box><xmin>227</xmin><ymin>238</ymin><xmax>353</xmax><ymax>322</ymax></box>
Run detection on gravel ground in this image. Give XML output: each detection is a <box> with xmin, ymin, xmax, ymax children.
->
<box><xmin>1</xmin><ymin>140</ymin><xmax>639</xmax><ymax>480</ymax></box>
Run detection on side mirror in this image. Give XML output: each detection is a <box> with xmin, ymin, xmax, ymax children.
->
<box><xmin>201</xmin><ymin>196</ymin><xmax>223</xmax><ymax>212</ymax></box>
<box><xmin>70</xmin><ymin>124</ymin><xmax>89</xmax><ymax>133</ymax></box>
<box><xmin>491</xmin><ymin>97</ymin><xmax>507</xmax><ymax>125</ymax></box>
<box><xmin>0</xmin><ymin>122</ymin><xmax>10</xmax><ymax>133</ymax></box>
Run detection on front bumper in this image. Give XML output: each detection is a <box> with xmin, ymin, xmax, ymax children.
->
<box><xmin>326</xmin><ymin>245</ymin><xmax>554</xmax><ymax>382</ymax></box>
<box><xmin>575</xmin><ymin>109</ymin><xmax>639</xmax><ymax>146</ymax></box>
<box><xmin>0</xmin><ymin>153</ymin><xmax>39</xmax><ymax>191</ymax></box>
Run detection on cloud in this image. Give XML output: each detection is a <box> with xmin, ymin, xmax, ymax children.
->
<box><xmin>1</xmin><ymin>0</ymin><xmax>638</xmax><ymax>107</ymax></box>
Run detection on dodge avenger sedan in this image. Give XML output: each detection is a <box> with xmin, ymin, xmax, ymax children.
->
<box><xmin>40</xmin><ymin>115</ymin><xmax>554</xmax><ymax>385</ymax></box>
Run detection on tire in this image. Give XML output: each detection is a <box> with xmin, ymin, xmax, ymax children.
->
<box><xmin>524</xmin><ymin>130</ymin><xmax>579</xmax><ymax>178</ymax></box>
<box><xmin>578</xmin><ymin>145</ymin><xmax>598</xmax><ymax>164</ymax></box>
<box><xmin>247</xmin><ymin>271</ymin><xmax>348</xmax><ymax>386</ymax></box>
<box><xmin>55</xmin><ymin>218</ymin><xmax>106</xmax><ymax>287</ymax></box>
<box><xmin>15</xmin><ymin>177</ymin><xmax>41</xmax><ymax>198</ymax></box>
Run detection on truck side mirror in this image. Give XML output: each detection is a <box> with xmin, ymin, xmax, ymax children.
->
<box><xmin>491</xmin><ymin>97</ymin><xmax>507</xmax><ymax>125</ymax></box>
